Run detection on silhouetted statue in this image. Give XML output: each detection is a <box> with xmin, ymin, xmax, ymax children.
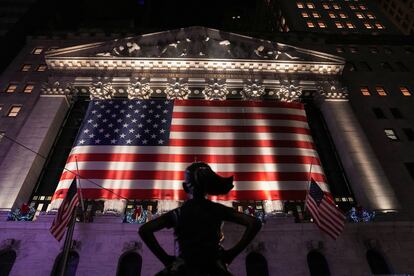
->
<box><xmin>139</xmin><ymin>162</ymin><xmax>262</xmax><ymax>276</ymax></box>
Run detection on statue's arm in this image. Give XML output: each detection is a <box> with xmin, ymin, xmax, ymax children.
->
<box><xmin>138</xmin><ymin>214</ymin><xmax>176</xmax><ymax>266</ymax></box>
<box><xmin>221</xmin><ymin>211</ymin><xmax>262</xmax><ymax>264</ymax></box>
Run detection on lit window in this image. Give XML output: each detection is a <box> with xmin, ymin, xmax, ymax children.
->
<box><xmin>312</xmin><ymin>12</ymin><xmax>321</xmax><ymax>18</ymax></box>
<box><xmin>6</xmin><ymin>84</ymin><xmax>17</xmax><ymax>93</ymax></box>
<box><xmin>349</xmin><ymin>5</ymin><xmax>357</xmax><ymax>10</ymax></box>
<box><xmin>36</xmin><ymin>64</ymin><xmax>47</xmax><ymax>72</ymax></box>
<box><xmin>339</xmin><ymin>13</ymin><xmax>348</xmax><ymax>18</ymax></box>
<box><xmin>355</xmin><ymin>12</ymin><xmax>365</xmax><ymax>19</ymax></box>
<box><xmin>400</xmin><ymin>86</ymin><xmax>411</xmax><ymax>96</ymax></box>
<box><xmin>375</xmin><ymin>23</ymin><xmax>385</xmax><ymax>29</ymax></box>
<box><xmin>364</xmin><ymin>23</ymin><xmax>373</xmax><ymax>29</ymax></box>
<box><xmin>307</xmin><ymin>21</ymin><xmax>315</xmax><ymax>28</ymax></box>
<box><xmin>32</xmin><ymin>48</ymin><xmax>43</xmax><ymax>55</ymax></box>
<box><xmin>376</xmin><ymin>86</ymin><xmax>387</xmax><ymax>96</ymax></box>
<box><xmin>328</xmin><ymin>12</ymin><xmax>337</xmax><ymax>18</ymax></box>
<box><xmin>333</xmin><ymin>4</ymin><xmax>341</xmax><ymax>9</ymax></box>
<box><xmin>346</xmin><ymin>22</ymin><xmax>356</xmax><ymax>29</ymax></box>
<box><xmin>7</xmin><ymin>106</ymin><xmax>21</xmax><ymax>117</ymax></box>
<box><xmin>302</xmin><ymin>12</ymin><xmax>310</xmax><ymax>18</ymax></box>
<box><xmin>384</xmin><ymin>129</ymin><xmax>399</xmax><ymax>141</ymax></box>
<box><xmin>21</xmin><ymin>64</ymin><xmax>31</xmax><ymax>72</ymax></box>
<box><xmin>349</xmin><ymin>46</ymin><xmax>358</xmax><ymax>53</ymax></box>
<box><xmin>336</xmin><ymin>46</ymin><xmax>344</xmax><ymax>53</ymax></box>
<box><xmin>366</xmin><ymin>13</ymin><xmax>375</xmax><ymax>19</ymax></box>
<box><xmin>323</xmin><ymin>4</ymin><xmax>330</xmax><ymax>9</ymax></box>
<box><xmin>318</xmin><ymin>22</ymin><xmax>327</xmax><ymax>28</ymax></box>
<box><xmin>297</xmin><ymin>2</ymin><xmax>305</xmax><ymax>8</ymax></box>
<box><xmin>335</xmin><ymin>22</ymin><xmax>344</xmax><ymax>28</ymax></box>
<box><xmin>306</xmin><ymin>2</ymin><xmax>315</xmax><ymax>9</ymax></box>
<box><xmin>23</xmin><ymin>84</ymin><xmax>34</xmax><ymax>93</ymax></box>
<box><xmin>359</xmin><ymin>5</ymin><xmax>367</xmax><ymax>10</ymax></box>
<box><xmin>360</xmin><ymin>86</ymin><xmax>371</xmax><ymax>96</ymax></box>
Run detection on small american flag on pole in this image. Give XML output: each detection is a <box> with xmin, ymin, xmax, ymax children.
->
<box><xmin>50</xmin><ymin>178</ymin><xmax>79</xmax><ymax>241</ymax></box>
<box><xmin>306</xmin><ymin>178</ymin><xmax>345</xmax><ymax>239</ymax></box>
<box><xmin>52</xmin><ymin>99</ymin><xmax>328</xmax><ymax>202</ymax></box>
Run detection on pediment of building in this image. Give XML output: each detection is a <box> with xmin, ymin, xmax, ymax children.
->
<box><xmin>45</xmin><ymin>26</ymin><xmax>344</xmax><ymax>75</ymax></box>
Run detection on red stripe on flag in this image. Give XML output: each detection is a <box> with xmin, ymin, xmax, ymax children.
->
<box><xmin>170</xmin><ymin>125</ymin><xmax>311</xmax><ymax>134</ymax></box>
<box><xmin>67</xmin><ymin>153</ymin><xmax>321</xmax><ymax>165</ymax></box>
<box><xmin>172</xmin><ymin>112</ymin><xmax>308</xmax><ymax>122</ymax></box>
<box><xmin>52</xmin><ymin>188</ymin><xmax>308</xmax><ymax>201</ymax></box>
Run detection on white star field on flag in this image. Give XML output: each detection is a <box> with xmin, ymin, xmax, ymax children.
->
<box><xmin>76</xmin><ymin>100</ymin><xmax>174</xmax><ymax>146</ymax></box>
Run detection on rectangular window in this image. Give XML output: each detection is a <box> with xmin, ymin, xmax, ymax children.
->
<box><xmin>7</xmin><ymin>106</ymin><xmax>22</xmax><ymax>117</ymax></box>
<box><xmin>23</xmin><ymin>84</ymin><xmax>35</xmax><ymax>93</ymax></box>
<box><xmin>307</xmin><ymin>21</ymin><xmax>315</xmax><ymax>28</ymax></box>
<box><xmin>339</xmin><ymin>13</ymin><xmax>348</xmax><ymax>18</ymax></box>
<box><xmin>369</xmin><ymin>47</ymin><xmax>378</xmax><ymax>53</ymax></box>
<box><xmin>366</xmin><ymin>13</ymin><xmax>375</xmax><ymax>19</ymax></box>
<box><xmin>390</xmin><ymin>108</ymin><xmax>403</xmax><ymax>119</ymax></box>
<box><xmin>384</xmin><ymin>47</ymin><xmax>392</xmax><ymax>54</ymax></box>
<box><xmin>364</xmin><ymin>23</ymin><xmax>373</xmax><ymax>29</ymax></box>
<box><xmin>355</xmin><ymin>12</ymin><xmax>364</xmax><ymax>19</ymax></box>
<box><xmin>375</xmin><ymin>23</ymin><xmax>385</xmax><ymax>29</ymax></box>
<box><xmin>318</xmin><ymin>22</ymin><xmax>327</xmax><ymax>28</ymax></box>
<box><xmin>333</xmin><ymin>4</ymin><xmax>341</xmax><ymax>10</ymax></box>
<box><xmin>400</xmin><ymin>86</ymin><xmax>411</xmax><ymax>96</ymax></box>
<box><xmin>384</xmin><ymin>129</ymin><xmax>399</xmax><ymax>141</ymax></box>
<box><xmin>403</xmin><ymin>128</ymin><xmax>414</xmax><ymax>141</ymax></box>
<box><xmin>302</xmin><ymin>12</ymin><xmax>310</xmax><ymax>18</ymax></box>
<box><xmin>32</xmin><ymin>48</ymin><xmax>43</xmax><ymax>55</ymax></box>
<box><xmin>323</xmin><ymin>4</ymin><xmax>330</xmax><ymax>9</ymax></box>
<box><xmin>376</xmin><ymin>86</ymin><xmax>387</xmax><ymax>96</ymax></box>
<box><xmin>380</xmin><ymin>62</ymin><xmax>394</xmax><ymax>72</ymax></box>
<box><xmin>335</xmin><ymin>22</ymin><xmax>344</xmax><ymax>28</ymax></box>
<box><xmin>328</xmin><ymin>12</ymin><xmax>337</xmax><ymax>18</ymax></box>
<box><xmin>349</xmin><ymin>5</ymin><xmax>357</xmax><ymax>10</ymax></box>
<box><xmin>36</xmin><ymin>64</ymin><xmax>47</xmax><ymax>72</ymax></box>
<box><xmin>359</xmin><ymin>5</ymin><xmax>367</xmax><ymax>10</ymax></box>
<box><xmin>373</xmin><ymin>108</ymin><xmax>386</xmax><ymax>119</ymax></box>
<box><xmin>336</xmin><ymin>46</ymin><xmax>344</xmax><ymax>53</ymax></box>
<box><xmin>5</xmin><ymin>84</ymin><xmax>17</xmax><ymax>93</ymax></box>
<box><xmin>360</xmin><ymin>86</ymin><xmax>371</xmax><ymax>96</ymax></box>
<box><xmin>312</xmin><ymin>12</ymin><xmax>321</xmax><ymax>18</ymax></box>
<box><xmin>349</xmin><ymin>46</ymin><xmax>358</xmax><ymax>53</ymax></box>
<box><xmin>306</xmin><ymin>2</ymin><xmax>315</xmax><ymax>9</ymax></box>
<box><xmin>346</xmin><ymin>22</ymin><xmax>356</xmax><ymax>29</ymax></box>
<box><xmin>297</xmin><ymin>2</ymin><xmax>305</xmax><ymax>8</ymax></box>
<box><xmin>21</xmin><ymin>64</ymin><xmax>31</xmax><ymax>72</ymax></box>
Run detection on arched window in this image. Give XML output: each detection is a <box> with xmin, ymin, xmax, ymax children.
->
<box><xmin>307</xmin><ymin>250</ymin><xmax>330</xmax><ymax>276</ymax></box>
<box><xmin>0</xmin><ymin>249</ymin><xmax>16</xmax><ymax>276</ymax></box>
<box><xmin>51</xmin><ymin>251</ymin><xmax>79</xmax><ymax>276</ymax></box>
<box><xmin>116</xmin><ymin>251</ymin><xmax>142</xmax><ymax>276</ymax></box>
<box><xmin>366</xmin><ymin>249</ymin><xmax>391</xmax><ymax>275</ymax></box>
<box><xmin>246</xmin><ymin>252</ymin><xmax>269</xmax><ymax>276</ymax></box>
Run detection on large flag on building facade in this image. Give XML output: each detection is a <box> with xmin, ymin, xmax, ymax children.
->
<box><xmin>305</xmin><ymin>178</ymin><xmax>345</xmax><ymax>239</ymax></box>
<box><xmin>50</xmin><ymin>178</ymin><xmax>79</xmax><ymax>241</ymax></box>
<box><xmin>51</xmin><ymin>99</ymin><xmax>328</xmax><ymax>203</ymax></box>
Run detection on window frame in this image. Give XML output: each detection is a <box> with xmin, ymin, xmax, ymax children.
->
<box><xmin>7</xmin><ymin>105</ymin><xmax>22</xmax><ymax>117</ymax></box>
<box><xmin>384</xmin><ymin>129</ymin><xmax>399</xmax><ymax>141</ymax></box>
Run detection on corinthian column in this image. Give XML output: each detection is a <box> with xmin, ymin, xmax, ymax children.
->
<box><xmin>316</xmin><ymin>82</ymin><xmax>399</xmax><ymax>211</ymax></box>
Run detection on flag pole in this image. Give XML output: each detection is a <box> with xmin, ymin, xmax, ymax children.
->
<box><xmin>303</xmin><ymin>159</ymin><xmax>314</xmax><ymax>213</ymax></box>
<box><xmin>58</xmin><ymin>208</ymin><xmax>76</xmax><ymax>276</ymax></box>
<box><xmin>75</xmin><ymin>156</ymin><xmax>86</xmax><ymax>221</ymax></box>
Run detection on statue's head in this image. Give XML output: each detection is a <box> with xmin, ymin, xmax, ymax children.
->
<box><xmin>183</xmin><ymin>162</ymin><xmax>234</xmax><ymax>198</ymax></box>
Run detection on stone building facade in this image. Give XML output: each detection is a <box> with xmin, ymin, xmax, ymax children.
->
<box><xmin>0</xmin><ymin>26</ymin><xmax>413</xmax><ymax>275</ymax></box>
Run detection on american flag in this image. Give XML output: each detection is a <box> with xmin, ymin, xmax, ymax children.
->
<box><xmin>306</xmin><ymin>178</ymin><xmax>345</xmax><ymax>239</ymax></box>
<box><xmin>50</xmin><ymin>178</ymin><xmax>79</xmax><ymax>241</ymax></box>
<box><xmin>52</xmin><ymin>99</ymin><xmax>328</xmax><ymax>202</ymax></box>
